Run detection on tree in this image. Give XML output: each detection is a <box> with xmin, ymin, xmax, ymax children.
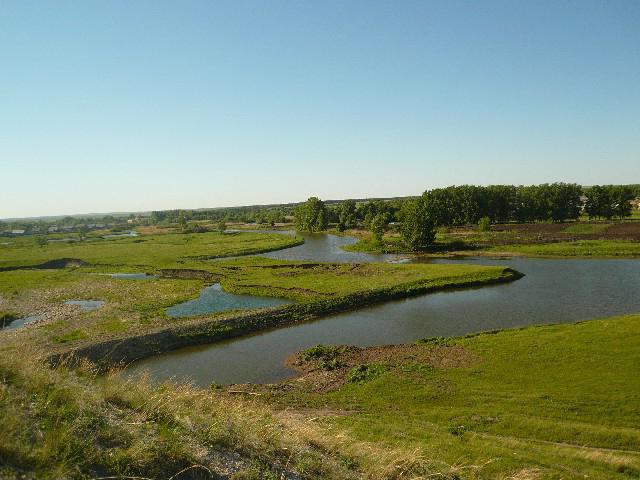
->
<box><xmin>217</xmin><ymin>219</ymin><xmax>226</xmax><ymax>233</ymax></box>
<box><xmin>584</xmin><ymin>185</ymin><xmax>611</xmax><ymax>219</ymax></box>
<box><xmin>337</xmin><ymin>200</ymin><xmax>357</xmax><ymax>230</ymax></box>
<box><xmin>611</xmin><ymin>185</ymin><xmax>634</xmax><ymax>220</ymax></box>
<box><xmin>295</xmin><ymin>197</ymin><xmax>328</xmax><ymax>232</ymax></box>
<box><xmin>399</xmin><ymin>197</ymin><xmax>436</xmax><ymax>251</ymax></box>
<box><xmin>78</xmin><ymin>224</ymin><xmax>89</xmax><ymax>241</ymax></box>
<box><xmin>370</xmin><ymin>212</ymin><xmax>390</xmax><ymax>244</ymax></box>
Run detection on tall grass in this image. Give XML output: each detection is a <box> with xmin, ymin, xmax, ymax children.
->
<box><xmin>0</xmin><ymin>345</ymin><xmax>357</xmax><ymax>479</ymax></box>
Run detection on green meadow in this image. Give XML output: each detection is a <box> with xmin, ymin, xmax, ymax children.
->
<box><xmin>263</xmin><ymin>313</ymin><xmax>640</xmax><ymax>479</ymax></box>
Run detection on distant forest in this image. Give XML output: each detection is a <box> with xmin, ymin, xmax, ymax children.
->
<box><xmin>2</xmin><ymin>183</ymin><xmax>639</xmax><ymax>234</ymax></box>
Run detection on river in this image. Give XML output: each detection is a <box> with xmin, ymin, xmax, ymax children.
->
<box><xmin>126</xmin><ymin>233</ymin><xmax>640</xmax><ymax>386</ymax></box>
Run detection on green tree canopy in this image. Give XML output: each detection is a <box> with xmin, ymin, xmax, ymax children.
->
<box><xmin>399</xmin><ymin>197</ymin><xmax>436</xmax><ymax>251</ymax></box>
<box><xmin>295</xmin><ymin>197</ymin><xmax>328</xmax><ymax>232</ymax></box>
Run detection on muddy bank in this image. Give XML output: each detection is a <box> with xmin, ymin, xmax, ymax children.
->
<box><xmin>50</xmin><ymin>268</ymin><xmax>522</xmax><ymax>370</ymax></box>
<box><xmin>0</xmin><ymin>257</ymin><xmax>89</xmax><ymax>272</ymax></box>
<box><xmin>279</xmin><ymin>342</ymin><xmax>479</xmax><ymax>393</ymax></box>
<box><xmin>157</xmin><ymin>268</ymin><xmax>219</xmax><ymax>281</ymax></box>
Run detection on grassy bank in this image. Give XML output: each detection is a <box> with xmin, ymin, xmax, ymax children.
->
<box><xmin>343</xmin><ymin>221</ymin><xmax>640</xmax><ymax>258</ymax></box>
<box><xmin>0</xmin><ymin>344</ymin><xmax>358</xmax><ymax>479</ymax></box>
<box><xmin>254</xmin><ymin>313</ymin><xmax>640</xmax><ymax>479</ymax></box>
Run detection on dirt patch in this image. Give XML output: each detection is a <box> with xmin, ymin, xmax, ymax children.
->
<box><xmin>605</xmin><ymin>221</ymin><xmax>640</xmax><ymax>237</ymax></box>
<box><xmin>281</xmin><ymin>343</ymin><xmax>479</xmax><ymax>393</ymax></box>
<box><xmin>468</xmin><ymin>221</ymin><xmax>640</xmax><ymax>245</ymax></box>
<box><xmin>157</xmin><ymin>268</ymin><xmax>218</xmax><ymax>281</ymax></box>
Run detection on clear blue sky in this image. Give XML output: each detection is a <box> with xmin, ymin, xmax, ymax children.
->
<box><xmin>1</xmin><ymin>0</ymin><xmax>639</xmax><ymax>218</ymax></box>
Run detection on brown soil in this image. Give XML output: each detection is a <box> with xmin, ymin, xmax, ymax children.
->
<box><xmin>605</xmin><ymin>222</ymin><xmax>640</xmax><ymax>236</ymax></box>
<box><xmin>493</xmin><ymin>223</ymin><xmax>568</xmax><ymax>234</ymax></box>
<box><xmin>279</xmin><ymin>343</ymin><xmax>479</xmax><ymax>393</ymax></box>
<box><xmin>482</xmin><ymin>222</ymin><xmax>640</xmax><ymax>245</ymax></box>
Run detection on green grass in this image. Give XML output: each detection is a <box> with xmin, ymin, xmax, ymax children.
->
<box><xmin>270</xmin><ymin>314</ymin><xmax>640</xmax><ymax>479</ymax></box>
<box><xmin>493</xmin><ymin>240</ymin><xmax>640</xmax><ymax>257</ymax></box>
<box><xmin>342</xmin><ymin>235</ymin><xmax>407</xmax><ymax>254</ymax></box>
<box><xmin>0</xmin><ymin>231</ymin><xmax>302</xmax><ymax>270</ymax></box>
<box><xmin>218</xmin><ymin>256</ymin><xmax>510</xmax><ymax>302</ymax></box>
<box><xmin>562</xmin><ymin>223</ymin><xmax>612</xmax><ymax>234</ymax></box>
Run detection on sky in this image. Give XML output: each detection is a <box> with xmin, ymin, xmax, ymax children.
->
<box><xmin>1</xmin><ymin>0</ymin><xmax>639</xmax><ymax>219</ymax></box>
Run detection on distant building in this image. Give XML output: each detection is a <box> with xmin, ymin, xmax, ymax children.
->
<box><xmin>11</xmin><ymin>229</ymin><xmax>25</xmax><ymax>235</ymax></box>
<box><xmin>631</xmin><ymin>198</ymin><xmax>640</xmax><ymax>210</ymax></box>
<box><xmin>579</xmin><ymin>195</ymin><xmax>589</xmax><ymax>212</ymax></box>
<box><xmin>48</xmin><ymin>226</ymin><xmax>58</xmax><ymax>233</ymax></box>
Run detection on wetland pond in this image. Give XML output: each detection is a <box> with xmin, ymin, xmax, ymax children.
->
<box><xmin>127</xmin><ymin>233</ymin><xmax>640</xmax><ymax>386</ymax></box>
<box><xmin>166</xmin><ymin>283</ymin><xmax>291</xmax><ymax>317</ymax></box>
<box><xmin>2</xmin><ymin>314</ymin><xmax>43</xmax><ymax>330</ymax></box>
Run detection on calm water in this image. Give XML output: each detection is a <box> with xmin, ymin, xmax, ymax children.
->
<box><xmin>2</xmin><ymin>314</ymin><xmax>43</xmax><ymax>330</ymax></box>
<box><xmin>261</xmin><ymin>232</ymin><xmax>396</xmax><ymax>263</ymax></box>
<box><xmin>127</xmin><ymin>235</ymin><xmax>640</xmax><ymax>386</ymax></box>
<box><xmin>165</xmin><ymin>283</ymin><xmax>291</xmax><ymax>317</ymax></box>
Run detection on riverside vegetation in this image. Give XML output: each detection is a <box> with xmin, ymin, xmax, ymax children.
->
<box><xmin>2</xmin><ymin>192</ymin><xmax>640</xmax><ymax>478</ymax></box>
<box><xmin>0</xmin><ymin>228</ymin><xmax>518</xmax><ymax>478</ymax></box>
<box><xmin>246</xmin><ymin>313</ymin><xmax>640</xmax><ymax>479</ymax></box>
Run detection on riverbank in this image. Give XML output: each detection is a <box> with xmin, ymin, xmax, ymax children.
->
<box><xmin>0</xmin><ymin>341</ymin><xmax>361</xmax><ymax>480</ymax></box>
<box><xmin>342</xmin><ymin>222</ymin><xmax>640</xmax><ymax>258</ymax></box>
<box><xmin>51</xmin><ymin>264</ymin><xmax>520</xmax><ymax>369</ymax></box>
<box><xmin>236</xmin><ymin>313</ymin><xmax>640</xmax><ymax>479</ymax></box>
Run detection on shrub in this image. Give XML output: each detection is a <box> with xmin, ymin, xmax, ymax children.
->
<box><xmin>347</xmin><ymin>364</ymin><xmax>386</xmax><ymax>384</ymax></box>
<box><xmin>478</xmin><ymin>216</ymin><xmax>491</xmax><ymax>232</ymax></box>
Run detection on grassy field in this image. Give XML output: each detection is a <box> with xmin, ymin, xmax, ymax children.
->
<box><xmin>257</xmin><ymin>313</ymin><xmax>640</xmax><ymax>479</ymax></box>
<box><xmin>0</xmin><ymin>231</ymin><xmax>303</xmax><ymax>270</ymax></box>
<box><xmin>217</xmin><ymin>256</ymin><xmax>509</xmax><ymax>301</ymax></box>
<box><xmin>562</xmin><ymin>223</ymin><xmax>612</xmax><ymax>234</ymax></box>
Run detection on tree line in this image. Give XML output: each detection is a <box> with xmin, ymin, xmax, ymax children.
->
<box><xmin>295</xmin><ymin>183</ymin><xmax>640</xmax><ymax>251</ymax></box>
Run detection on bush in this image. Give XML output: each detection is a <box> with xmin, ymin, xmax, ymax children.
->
<box><xmin>299</xmin><ymin>345</ymin><xmax>346</xmax><ymax>370</ymax></box>
<box><xmin>347</xmin><ymin>364</ymin><xmax>386</xmax><ymax>384</ymax></box>
<box><xmin>478</xmin><ymin>216</ymin><xmax>491</xmax><ymax>232</ymax></box>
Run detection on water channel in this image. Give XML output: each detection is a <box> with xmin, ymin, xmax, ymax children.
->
<box><xmin>126</xmin><ymin>233</ymin><xmax>640</xmax><ymax>386</ymax></box>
